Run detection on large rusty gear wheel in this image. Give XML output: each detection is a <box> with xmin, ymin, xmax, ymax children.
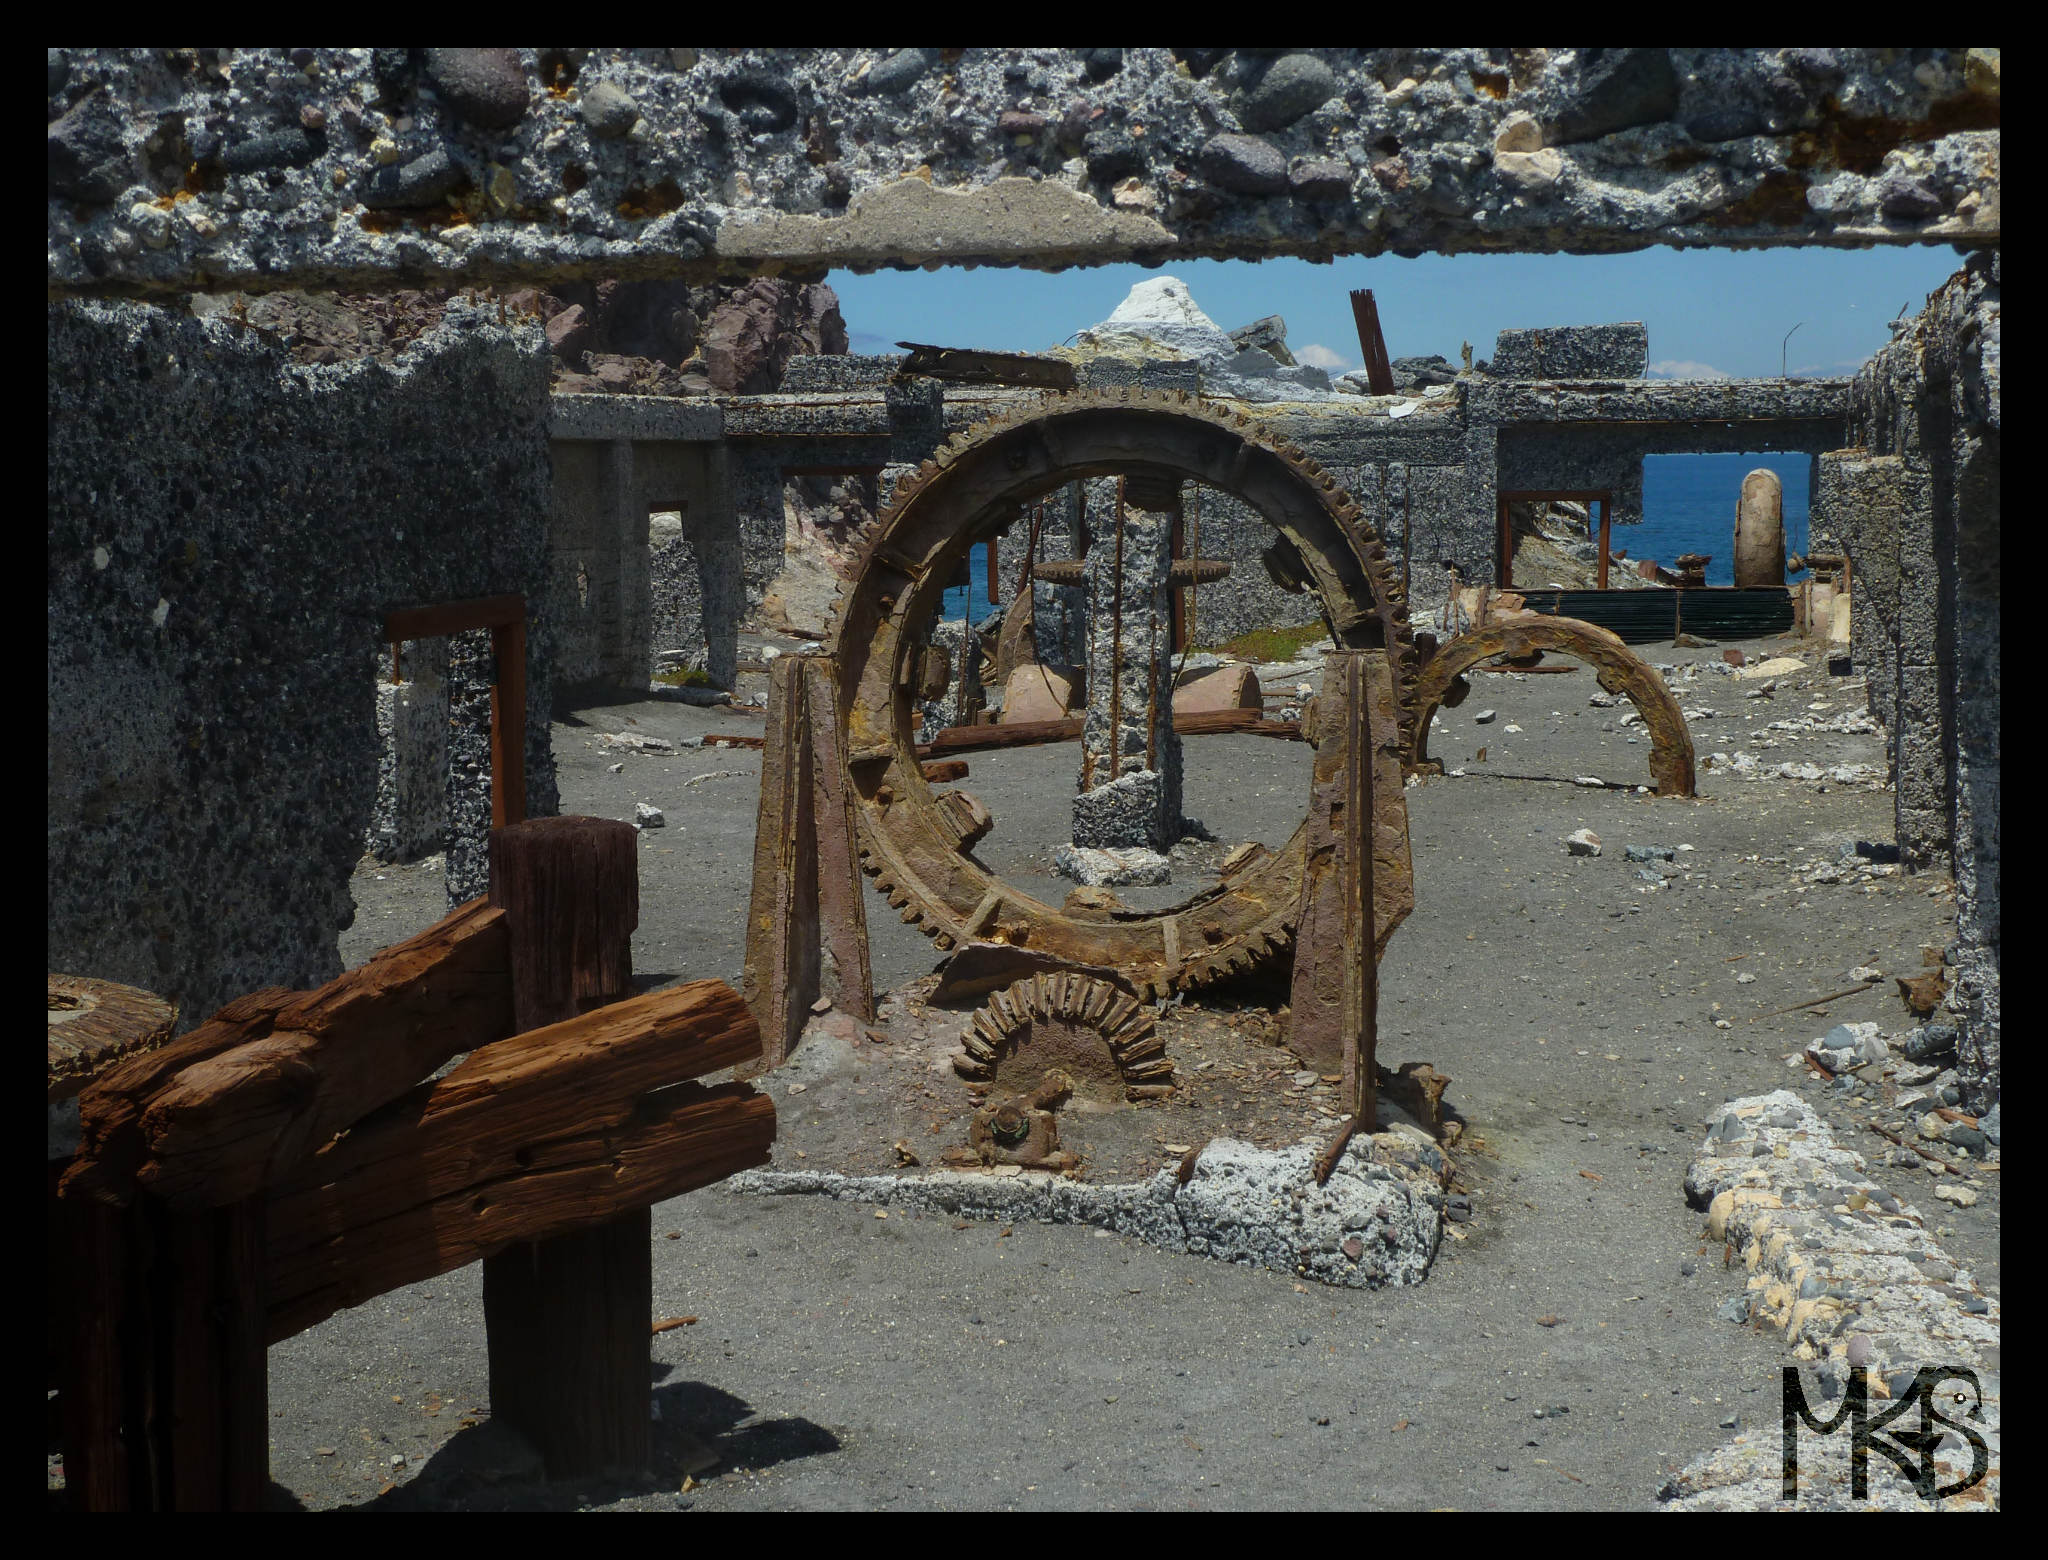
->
<box><xmin>826</xmin><ymin>387</ymin><xmax>1418</xmax><ymax>1000</ymax></box>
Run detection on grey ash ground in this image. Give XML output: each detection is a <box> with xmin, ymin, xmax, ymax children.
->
<box><xmin>301</xmin><ymin>634</ymin><xmax>1994</xmax><ymax>1511</ymax></box>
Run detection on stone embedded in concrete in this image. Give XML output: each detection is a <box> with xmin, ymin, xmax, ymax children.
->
<box><xmin>728</xmin><ymin>1123</ymin><xmax>1449</xmax><ymax>1289</ymax></box>
<box><xmin>1075</xmin><ymin>486</ymin><xmax>1180</xmax><ymax>852</ymax></box>
<box><xmin>1071</xmin><ymin>770</ymin><xmax>1171</xmax><ymax>852</ymax></box>
<box><xmin>47</xmin><ymin>50</ymin><xmax>2000</xmax><ymax>295</ymax></box>
<box><xmin>1490</xmin><ymin>322</ymin><xmax>1649</xmax><ymax>380</ymax></box>
<box><xmin>1664</xmin><ymin>1089</ymin><xmax>1999</xmax><ymax>1510</ymax></box>
<box><xmin>48</xmin><ymin>296</ymin><xmax>558</xmax><ymax>1033</ymax></box>
<box><xmin>1814</xmin><ymin>251</ymin><xmax>1998</xmax><ymax>1110</ymax></box>
<box><xmin>1052</xmin><ymin>844</ymin><xmax>1171</xmax><ymax>887</ymax></box>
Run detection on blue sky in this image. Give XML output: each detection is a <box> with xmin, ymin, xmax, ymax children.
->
<box><xmin>830</xmin><ymin>244</ymin><xmax>1967</xmax><ymax>381</ymax></box>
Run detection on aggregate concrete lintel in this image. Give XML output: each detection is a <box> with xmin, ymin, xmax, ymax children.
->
<box><xmin>1473</xmin><ymin>378</ymin><xmax>1853</xmax><ymax>425</ymax></box>
<box><xmin>549</xmin><ymin>393</ymin><xmax>725</xmax><ymax>442</ymax></box>
<box><xmin>47</xmin><ymin>48</ymin><xmax>1997</xmax><ymax>297</ymax></box>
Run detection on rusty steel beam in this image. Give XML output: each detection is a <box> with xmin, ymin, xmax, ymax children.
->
<box><xmin>1347</xmin><ymin>290</ymin><xmax>1396</xmax><ymax>397</ymax></box>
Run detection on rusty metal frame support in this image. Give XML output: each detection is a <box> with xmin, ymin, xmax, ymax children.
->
<box><xmin>381</xmin><ymin>593</ymin><xmax>527</xmax><ymax>829</ymax></box>
<box><xmin>1289</xmin><ymin>651</ymin><xmax>1386</xmax><ymax>1131</ymax></box>
<box><xmin>825</xmin><ymin>389</ymin><xmax>1420</xmax><ymax>998</ymax></box>
<box><xmin>740</xmin><ymin>656</ymin><xmax>875</xmax><ymax>1070</ymax></box>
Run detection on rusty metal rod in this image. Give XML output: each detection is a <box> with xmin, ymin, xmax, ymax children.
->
<box><xmin>1746</xmin><ymin>982</ymin><xmax>1877</xmax><ymax>1022</ymax></box>
<box><xmin>1313</xmin><ymin>1114</ymin><xmax>1362</xmax><ymax>1186</ymax></box>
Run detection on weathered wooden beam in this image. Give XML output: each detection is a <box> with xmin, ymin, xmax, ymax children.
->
<box><xmin>268</xmin><ymin>1047</ymin><xmax>771</xmax><ymax>1344</ymax></box>
<box><xmin>916</xmin><ymin>707</ymin><xmax>1302</xmax><ymax>757</ymax></box>
<box><xmin>124</xmin><ymin>901</ymin><xmax>514</xmax><ymax>1210</ymax></box>
<box><xmin>381</xmin><ymin>592</ymin><xmax>524</xmax><ymax>642</ymax></box>
<box><xmin>920</xmin><ymin>716</ymin><xmax>1082</xmax><ymax>754</ymax></box>
<box><xmin>48</xmin><ymin>975</ymin><xmax>177</xmax><ymax>1105</ymax></box>
<box><xmin>62</xmin><ymin>987</ymin><xmax>299</xmax><ymax>1208</ymax></box>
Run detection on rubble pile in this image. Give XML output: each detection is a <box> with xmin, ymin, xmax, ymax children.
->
<box><xmin>1660</xmin><ymin>1087</ymin><xmax>1998</xmax><ymax>1510</ymax></box>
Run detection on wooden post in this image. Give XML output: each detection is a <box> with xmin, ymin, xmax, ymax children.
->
<box><xmin>481</xmin><ymin>816</ymin><xmax>650</xmax><ymax>1479</ymax></box>
<box><xmin>54</xmin><ymin>974</ymin><xmax>267</xmax><ymax>1512</ymax></box>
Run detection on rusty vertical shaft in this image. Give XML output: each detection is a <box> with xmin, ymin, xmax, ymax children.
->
<box><xmin>1348</xmin><ymin>289</ymin><xmax>1395</xmax><ymax>397</ymax></box>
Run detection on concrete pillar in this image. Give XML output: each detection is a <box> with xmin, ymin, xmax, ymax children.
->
<box><xmin>1733</xmin><ymin>468</ymin><xmax>1785</xmax><ymax>587</ymax></box>
<box><xmin>1070</xmin><ymin>474</ymin><xmax>1182</xmax><ymax>857</ymax></box>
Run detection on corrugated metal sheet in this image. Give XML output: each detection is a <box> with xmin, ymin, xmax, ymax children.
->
<box><xmin>1513</xmin><ymin>588</ymin><xmax>1794</xmax><ymax>645</ymax></box>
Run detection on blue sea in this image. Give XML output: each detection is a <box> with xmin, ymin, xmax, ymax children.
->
<box><xmin>1635</xmin><ymin>453</ymin><xmax>1811</xmax><ymax>587</ymax></box>
<box><xmin>940</xmin><ymin>452</ymin><xmax>1811</xmax><ymax>618</ymax></box>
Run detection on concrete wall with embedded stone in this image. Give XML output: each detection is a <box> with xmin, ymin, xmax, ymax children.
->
<box><xmin>1818</xmin><ymin>253</ymin><xmax>1998</xmax><ymax>1110</ymax></box>
<box><xmin>48</xmin><ymin>297</ymin><xmax>558</xmax><ymax>1033</ymax></box>
<box><xmin>48</xmin><ymin>49</ymin><xmax>1997</xmax><ymax>297</ymax></box>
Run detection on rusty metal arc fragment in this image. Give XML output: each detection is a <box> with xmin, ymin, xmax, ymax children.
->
<box><xmin>1406</xmin><ymin>615</ymin><xmax>1697</xmax><ymax>797</ymax></box>
<box><xmin>824</xmin><ymin>387</ymin><xmax>1419</xmax><ymax>998</ymax></box>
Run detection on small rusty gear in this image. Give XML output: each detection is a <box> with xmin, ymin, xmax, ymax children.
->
<box><xmin>826</xmin><ymin>388</ymin><xmax>1418</xmax><ymax>998</ymax></box>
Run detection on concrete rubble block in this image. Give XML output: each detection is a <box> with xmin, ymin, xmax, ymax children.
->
<box><xmin>1170</xmin><ymin>664</ymin><xmax>1262</xmax><ymax>715</ymax></box>
<box><xmin>1001</xmin><ymin>665</ymin><xmax>1072</xmax><ymax>724</ymax></box>
<box><xmin>1052</xmin><ymin>844</ymin><xmax>1171</xmax><ymax>888</ymax></box>
<box><xmin>1070</xmin><ymin>770</ymin><xmax>1170</xmax><ymax>852</ymax></box>
<box><xmin>1666</xmin><ymin>1088</ymin><xmax>1999</xmax><ymax>1511</ymax></box>
<box><xmin>1489</xmin><ymin>322</ymin><xmax>1649</xmax><ymax>380</ymax></box>
<box><xmin>728</xmin><ymin>1124</ymin><xmax>1448</xmax><ymax>1290</ymax></box>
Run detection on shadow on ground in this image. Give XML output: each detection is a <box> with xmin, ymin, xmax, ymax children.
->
<box><xmin>276</xmin><ymin>1380</ymin><xmax>839</xmax><ymax>1511</ymax></box>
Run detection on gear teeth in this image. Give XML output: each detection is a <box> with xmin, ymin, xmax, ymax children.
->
<box><xmin>835</xmin><ymin>386</ymin><xmax>1415</xmax><ymax>991</ymax></box>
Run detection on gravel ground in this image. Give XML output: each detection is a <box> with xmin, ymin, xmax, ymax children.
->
<box><xmin>288</xmin><ymin>635</ymin><xmax>1995</xmax><ymax>1511</ymax></box>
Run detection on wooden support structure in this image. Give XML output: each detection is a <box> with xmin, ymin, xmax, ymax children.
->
<box><xmin>1496</xmin><ymin>490</ymin><xmax>1615</xmax><ymax>593</ymax></box>
<box><xmin>482</xmin><ymin>815</ymin><xmax>649</xmax><ymax>1480</ymax></box>
<box><xmin>265</xmin><ymin>982</ymin><xmax>768</xmax><ymax>1342</ymax></box>
<box><xmin>55</xmin><ymin>818</ymin><xmax>772</xmax><ymax>1507</ymax></box>
<box><xmin>741</xmin><ymin>656</ymin><xmax>875</xmax><ymax>1072</ymax></box>
<box><xmin>113</xmin><ymin>902</ymin><xmax>514</xmax><ymax>1210</ymax></box>
<box><xmin>1289</xmin><ymin>652</ymin><xmax>1403</xmax><ymax>1131</ymax></box>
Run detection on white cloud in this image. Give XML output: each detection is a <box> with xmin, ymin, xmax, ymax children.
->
<box><xmin>1646</xmin><ymin>359</ymin><xmax>1733</xmax><ymax>381</ymax></box>
<box><xmin>1295</xmin><ymin>342</ymin><xmax>1351</xmax><ymax>371</ymax></box>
